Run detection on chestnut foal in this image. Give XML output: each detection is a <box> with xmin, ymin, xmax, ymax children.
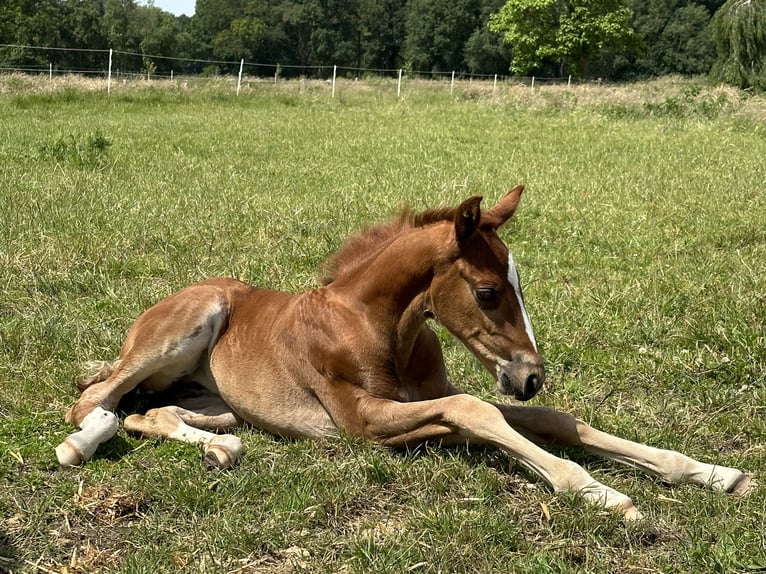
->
<box><xmin>56</xmin><ymin>186</ymin><xmax>750</xmax><ymax>519</ymax></box>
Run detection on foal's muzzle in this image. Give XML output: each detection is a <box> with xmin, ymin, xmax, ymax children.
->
<box><xmin>496</xmin><ymin>353</ymin><xmax>545</xmax><ymax>401</ymax></box>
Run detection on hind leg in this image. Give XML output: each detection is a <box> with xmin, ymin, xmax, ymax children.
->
<box><xmin>124</xmin><ymin>401</ymin><xmax>244</xmax><ymax>469</ymax></box>
<box><xmin>56</xmin><ymin>360</ymin><xmax>151</xmax><ymax>466</ymax></box>
<box><xmin>56</xmin><ymin>282</ymin><xmax>231</xmax><ymax>466</ymax></box>
<box><xmin>56</xmin><ymin>406</ymin><xmax>121</xmax><ymax>466</ymax></box>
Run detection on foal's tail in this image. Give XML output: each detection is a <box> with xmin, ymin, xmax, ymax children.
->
<box><xmin>75</xmin><ymin>359</ymin><xmax>122</xmax><ymax>392</ymax></box>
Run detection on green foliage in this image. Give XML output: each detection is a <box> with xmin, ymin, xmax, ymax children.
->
<box><xmin>488</xmin><ymin>0</ymin><xmax>560</xmax><ymax>74</ymax></box>
<box><xmin>356</xmin><ymin>0</ymin><xmax>406</xmax><ymax>71</ymax></box>
<box><xmin>0</xmin><ymin>0</ymin><xmax>67</xmax><ymax>66</ymax></box>
<box><xmin>464</xmin><ymin>0</ymin><xmax>512</xmax><ymax>74</ymax></box>
<box><xmin>640</xmin><ymin>82</ymin><xmax>733</xmax><ymax>118</ymax></box>
<box><xmin>711</xmin><ymin>0</ymin><xmax>766</xmax><ymax>90</ymax></box>
<box><xmin>489</xmin><ymin>0</ymin><xmax>638</xmax><ymax>77</ymax></box>
<box><xmin>0</xmin><ymin>0</ymin><xmax>763</xmax><ymax>85</ymax></box>
<box><xmin>137</xmin><ymin>7</ymin><xmax>192</xmax><ymax>73</ymax></box>
<box><xmin>404</xmin><ymin>0</ymin><xmax>481</xmax><ymax>73</ymax></box>
<box><xmin>212</xmin><ymin>16</ymin><xmax>265</xmax><ymax>62</ymax></box>
<box><xmin>628</xmin><ymin>1</ymin><xmax>717</xmax><ymax>78</ymax></box>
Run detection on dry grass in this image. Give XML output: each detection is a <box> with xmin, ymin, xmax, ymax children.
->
<box><xmin>3</xmin><ymin>71</ymin><xmax>765</xmax><ymax>123</ymax></box>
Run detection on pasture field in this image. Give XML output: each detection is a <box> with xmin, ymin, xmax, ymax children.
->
<box><xmin>1</xmin><ymin>76</ymin><xmax>765</xmax><ymax>573</ymax></box>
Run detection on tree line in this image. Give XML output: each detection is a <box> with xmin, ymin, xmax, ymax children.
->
<box><xmin>1</xmin><ymin>0</ymin><xmax>763</xmax><ymax>88</ymax></box>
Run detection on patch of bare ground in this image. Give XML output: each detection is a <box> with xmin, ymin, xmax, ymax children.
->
<box><xmin>3</xmin><ymin>483</ymin><xmax>146</xmax><ymax>574</ymax></box>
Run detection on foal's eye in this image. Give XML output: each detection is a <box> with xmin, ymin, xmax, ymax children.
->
<box><xmin>475</xmin><ymin>288</ymin><xmax>499</xmax><ymax>305</ymax></box>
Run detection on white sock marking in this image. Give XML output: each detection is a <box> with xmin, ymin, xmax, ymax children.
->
<box><xmin>56</xmin><ymin>407</ymin><xmax>119</xmax><ymax>465</ymax></box>
<box><xmin>169</xmin><ymin>420</ymin><xmax>216</xmax><ymax>446</ymax></box>
<box><xmin>507</xmin><ymin>252</ymin><xmax>537</xmax><ymax>351</ymax></box>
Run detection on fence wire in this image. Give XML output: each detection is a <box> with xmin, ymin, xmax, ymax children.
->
<box><xmin>0</xmin><ymin>42</ymin><xmax>600</xmax><ymax>94</ymax></box>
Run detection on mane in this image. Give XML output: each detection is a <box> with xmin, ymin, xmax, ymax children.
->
<box><xmin>320</xmin><ymin>206</ymin><xmax>457</xmax><ymax>285</ymax></box>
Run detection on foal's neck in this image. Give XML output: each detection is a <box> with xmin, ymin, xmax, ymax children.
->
<box><xmin>333</xmin><ymin>222</ymin><xmax>449</xmax><ymax>345</ymax></box>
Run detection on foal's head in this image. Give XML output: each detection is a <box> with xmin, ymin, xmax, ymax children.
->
<box><xmin>428</xmin><ymin>185</ymin><xmax>544</xmax><ymax>400</ymax></box>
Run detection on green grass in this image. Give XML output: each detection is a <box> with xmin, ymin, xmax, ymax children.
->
<box><xmin>1</xmin><ymin>76</ymin><xmax>765</xmax><ymax>573</ymax></box>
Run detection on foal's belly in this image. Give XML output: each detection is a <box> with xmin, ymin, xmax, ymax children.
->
<box><xmin>209</xmin><ymin>335</ymin><xmax>338</xmax><ymax>439</ymax></box>
<box><xmin>228</xmin><ymin>377</ymin><xmax>338</xmax><ymax>440</ymax></box>
<box><xmin>205</xmin><ymin>286</ymin><xmax>340</xmax><ymax>439</ymax></box>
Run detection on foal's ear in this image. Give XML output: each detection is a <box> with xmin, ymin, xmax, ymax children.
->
<box><xmin>486</xmin><ymin>184</ymin><xmax>524</xmax><ymax>227</ymax></box>
<box><xmin>455</xmin><ymin>195</ymin><xmax>483</xmax><ymax>245</ymax></box>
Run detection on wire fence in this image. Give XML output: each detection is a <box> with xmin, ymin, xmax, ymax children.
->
<box><xmin>0</xmin><ymin>43</ymin><xmax>603</xmax><ymax>97</ymax></box>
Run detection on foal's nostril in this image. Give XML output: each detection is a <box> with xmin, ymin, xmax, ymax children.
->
<box><xmin>501</xmin><ymin>356</ymin><xmax>545</xmax><ymax>400</ymax></box>
<box><xmin>525</xmin><ymin>373</ymin><xmax>540</xmax><ymax>399</ymax></box>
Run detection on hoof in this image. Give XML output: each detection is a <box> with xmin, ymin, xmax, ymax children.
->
<box><xmin>619</xmin><ymin>501</ymin><xmax>644</xmax><ymax>521</ymax></box>
<box><xmin>56</xmin><ymin>408</ymin><xmax>120</xmax><ymax>467</ymax></box>
<box><xmin>204</xmin><ymin>448</ymin><xmax>229</xmax><ymax>470</ymax></box>
<box><xmin>203</xmin><ymin>436</ymin><xmax>242</xmax><ymax>470</ymax></box>
<box><xmin>55</xmin><ymin>441</ymin><xmax>83</xmax><ymax>467</ymax></box>
<box><xmin>579</xmin><ymin>480</ymin><xmax>640</xmax><ymax>520</ymax></box>
<box><xmin>728</xmin><ymin>474</ymin><xmax>754</xmax><ymax>497</ymax></box>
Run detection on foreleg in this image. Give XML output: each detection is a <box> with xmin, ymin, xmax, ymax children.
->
<box><xmin>495</xmin><ymin>404</ymin><xmax>751</xmax><ymax>495</ymax></box>
<box><xmin>56</xmin><ymin>361</ymin><xmax>146</xmax><ymax>466</ymax></box>
<box><xmin>56</xmin><ymin>407</ymin><xmax>120</xmax><ymax>466</ymax></box>
<box><xmin>357</xmin><ymin>394</ymin><xmax>642</xmax><ymax>519</ymax></box>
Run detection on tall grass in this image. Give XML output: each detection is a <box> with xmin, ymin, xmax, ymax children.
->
<box><xmin>1</xmin><ymin>76</ymin><xmax>764</xmax><ymax>573</ymax></box>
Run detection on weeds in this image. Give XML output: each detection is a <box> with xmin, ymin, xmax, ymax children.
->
<box><xmin>38</xmin><ymin>130</ymin><xmax>112</xmax><ymax>169</ymax></box>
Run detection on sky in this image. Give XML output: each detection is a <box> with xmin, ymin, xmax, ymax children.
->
<box><xmin>143</xmin><ymin>0</ymin><xmax>195</xmax><ymax>16</ymax></box>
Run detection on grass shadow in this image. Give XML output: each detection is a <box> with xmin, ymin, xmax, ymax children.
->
<box><xmin>92</xmin><ymin>434</ymin><xmax>137</xmax><ymax>463</ymax></box>
<box><xmin>0</xmin><ymin>529</ymin><xmax>18</xmax><ymax>574</ymax></box>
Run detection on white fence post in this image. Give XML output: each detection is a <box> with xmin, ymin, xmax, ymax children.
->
<box><xmin>107</xmin><ymin>48</ymin><xmax>112</xmax><ymax>95</ymax></box>
<box><xmin>567</xmin><ymin>74</ymin><xmax>571</xmax><ymax>87</ymax></box>
<box><xmin>8</xmin><ymin>45</ymin><xmax>559</xmax><ymax>100</ymax></box>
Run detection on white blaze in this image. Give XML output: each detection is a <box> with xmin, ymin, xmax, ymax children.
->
<box><xmin>507</xmin><ymin>252</ymin><xmax>537</xmax><ymax>351</ymax></box>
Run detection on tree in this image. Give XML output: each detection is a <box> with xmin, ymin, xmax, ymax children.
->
<box><xmin>404</xmin><ymin>0</ymin><xmax>481</xmax><ymax>73</ymax></box>
<box><xmin>102</xmin><ymin>0</ymin><xmax>140</xmax><ymax>51</ymax></box>
<box><xmin>60</xmin><ymin>0</ymin><xmax>109</xmax><ymax>70</ymax></box>
<box><xmin>488</xmin><ymin>0</ymin><xmax>638</xmax><ymax>77</ymax></box>
<box><xmin>627</xmin><ymin>0</ymin><xmax>716</xmax><ymax>78</ymax></box>
<box><xmin>101</xmin><ymin>0</ymin><xmax>148</xmax><ymax>72</ymax></box>
<box><xmin>0</xmin><ymin>0</ymin><xmax>68</xmax><ymax>67</ymax></box>
<box><xmin>464</xmin><ymin>0</ymin><xmax>512</xmax><ymax>75</ymax></box>
<box><xmin>307</xmin><ymin>0</ymin><xmax>360</xmax><ymax>67</ymax></box>
<box><xmin>710</xmin><ymin>0</ymin><xmax>766</xmax><ymax>89</ymax></box>
<box><xmin>134</xmin><ymin>5</ymin><xmax>194</xmax><ymax>73</ymax></box>
<box><xmin>464</xmin><ymin>24</ymin><xmax>511</xmax><ymax>74</ymax></box>
<box><xmin>211</xmin><ymin>16</ymin><xmax>265</xmax><ymax>62</ymax></box>
<box><xmin>357</xmin><ymin>0</ymin><xmax>405</xmax><ymax>71</ymax></box>
<box><xmin>250</xmin><ymin>0</ymin><xmax>362</xmax><ymax>71</ymax></box>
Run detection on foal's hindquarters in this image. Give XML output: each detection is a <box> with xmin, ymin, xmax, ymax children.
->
<box><xmin>55</xmin><ymin>279</ymin><xmax>253</xmax><ymax>469</ymax></box>
<box><xmin>56</xmin><ymin>278</ymin><xmax>341</xmax><ymax>470</ymax></box>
